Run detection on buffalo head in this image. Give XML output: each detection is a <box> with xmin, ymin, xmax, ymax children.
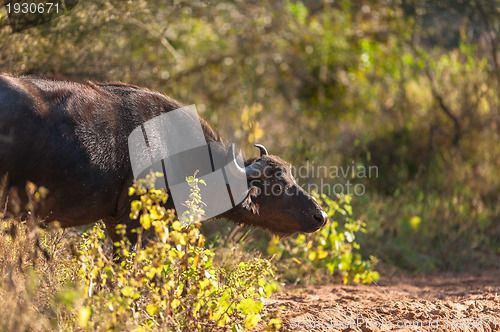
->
<box><xmin>221</xmin><ymin>144</ymin><xmax>328</xmax><ymax>236</ymax></box>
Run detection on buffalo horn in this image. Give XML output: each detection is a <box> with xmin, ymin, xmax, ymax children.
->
<box><xmin>227</xmin><ymin>143</ymin><xmax>265</xmax><ymax>180</ymax></box>
<box><xmin>254</xmin><ymin>143</ymin><xmax>268</xmax><ymax>156</ymax></box>
<box><xmin>226</xmin><ymin>143</ymin><xmax>247</xmax><ymax>179</ymax></box>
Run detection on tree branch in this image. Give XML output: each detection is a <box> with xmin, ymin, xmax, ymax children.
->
<box><xmin>473</xmin><ymin>0</ymin><xmax>500</xmax><ymax>90</ymax></box>
<box><xmin>424</xmin><ymin>64</ymin><xmax>461</xmax><ymax>146</ymax></box>
<box><xmin>408</xmin><ymin>42</ymin><xmax>462</xmax><ymax>146</ymax></box>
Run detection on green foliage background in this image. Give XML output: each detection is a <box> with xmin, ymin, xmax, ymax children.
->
<box><xmin>1</xmin><ymin>0</ymin><xmax>499</xmax><ymax>272</ymax></box>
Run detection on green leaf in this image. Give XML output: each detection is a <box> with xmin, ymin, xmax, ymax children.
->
<box><xmin>245</xmin><ymin>313</ymin><xmax>261</xmax><ymax>330</ymax></box>
<box><xmin>141</xmin><ymin>214</ymin><xmax>151</xmax><ymax>230</ymax></box>
<box><xmin>121</xmin><ymin>286</ymin><xmax>134</xmax><ymax>297</ymax></box>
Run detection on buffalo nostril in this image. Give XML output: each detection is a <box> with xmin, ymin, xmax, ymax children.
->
<box><xmin>313</xmin><ymin>210</ymin><xmax>328</xmax><ymax>225</ymax></box>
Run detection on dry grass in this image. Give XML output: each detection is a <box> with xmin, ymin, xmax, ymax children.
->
<box><xmin>0</xmin><ymin>216</ymin><xmax>81</xmax><ymax>331</ymax></box>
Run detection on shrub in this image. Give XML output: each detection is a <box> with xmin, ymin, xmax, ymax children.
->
<box><xmin>268</xmin><ymin>193</ymin><xmax>379</xmax><ymax>285</ymax></box>
<box><xmin>77</xmin><ymin>173</ymin><xmax>280</xmax><ymax>331</ymax></box>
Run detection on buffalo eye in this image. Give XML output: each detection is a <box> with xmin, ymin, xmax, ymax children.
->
<box><xmin>272</xmin><ymin>183</ymin><xmax>283</xmax><ymax>195</ymax></box>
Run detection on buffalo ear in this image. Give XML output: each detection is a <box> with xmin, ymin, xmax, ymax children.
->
<box><xmin>242</xmin><ymin>186</ymin><xmax>259</xmax><ymax>215</ymax></box>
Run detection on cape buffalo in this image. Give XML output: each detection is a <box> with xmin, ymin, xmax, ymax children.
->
<box><xmin>0</xmin><ymin>74</ymin><xmax>327</xmax><ymax>242</ymax></box>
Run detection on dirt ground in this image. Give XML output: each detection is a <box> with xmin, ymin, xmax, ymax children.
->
<box><xmin>263</xmin><ymin>271</ymin><xmax>500</xmax><ymax>331</ymax></box>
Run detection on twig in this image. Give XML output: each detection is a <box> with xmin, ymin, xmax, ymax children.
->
<box><xmin>128</xmin><ymin>17</ymin><xmax>183</xmax><ymax>64</ymax></box>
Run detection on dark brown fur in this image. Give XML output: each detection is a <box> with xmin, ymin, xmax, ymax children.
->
<box><xmin>0</xmin><ymin>74</ymin><xmax>326</xmax><ymax>242</ymax></box>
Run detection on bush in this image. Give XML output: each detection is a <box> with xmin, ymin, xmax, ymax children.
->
<box><xmin>77</xmin><ymin>173</ymin><xmax>281</xmax><ymax>331</ymax></box>
<box><xmin>0</xmin><ymin>173</ymin><xmax>378</xmax><ymax>330</ymax></box>
<box><xmin>268</xmin><ymin>192</ymin><xmax>379</xmax><ymax>285</ymax></box>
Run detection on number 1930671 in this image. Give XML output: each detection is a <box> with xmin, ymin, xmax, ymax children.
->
<box><xmin>5</xmin><ymin>2</ymin><xmax>59</xmax><ymax>14</ymax></box>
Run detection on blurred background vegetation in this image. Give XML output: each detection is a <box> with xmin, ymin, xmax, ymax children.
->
<box><xmin>1</xmin><ymin>0</ymin><xmax>499</xmax><ymax>273</ymax></box>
